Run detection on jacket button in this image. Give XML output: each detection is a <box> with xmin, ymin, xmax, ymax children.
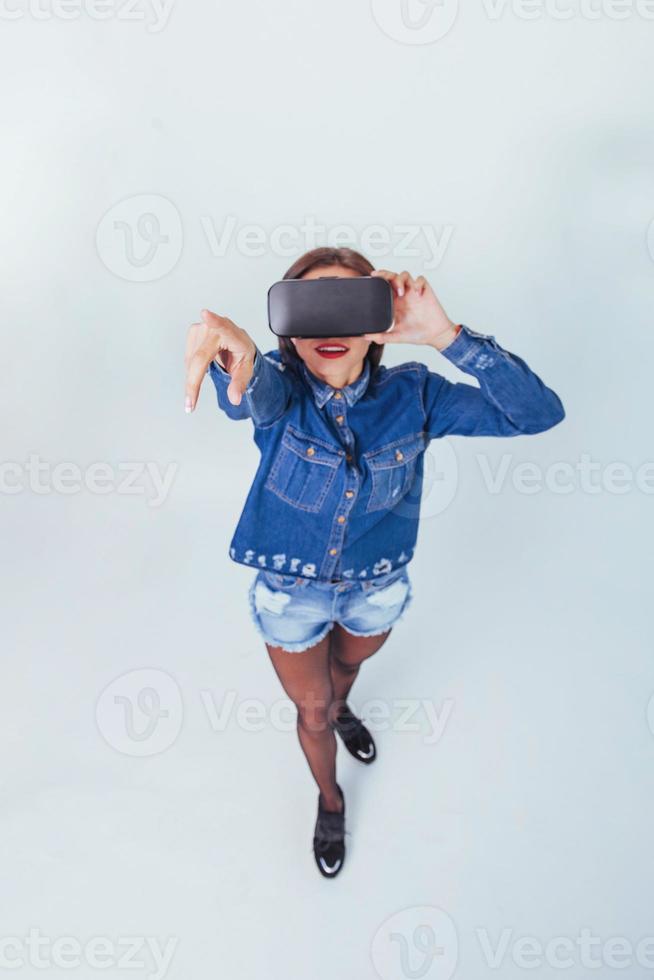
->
<box><xmin>337</xmin><ymin>515</ymin><xmax>346</xmax><ymax>524</ymax></box>
<box><xmin>345</xmin><ymin>490</ymin><xmax>354</xmax><ymax>498</ymax></box>
<box><xmin>333</xmin><ymin>392</ymin><xmax>343</xmax><ymax>400</ymax></box>
<box><xmin>395</xmin><ymin>450</ymin><xmax>404</xmax><ymax>461</ymax></box>
<box><xmin>306</xmin><ymin>447</ymin><xmax>316</xmax><ymax>456</ymax></box>
<box><xmin>346</xmin><ymin>453</ymin><xmax>353</xmax><ymax>462</ymax></box>
<box><xmin>329</xmin><ymin>548</ymin><xmax>338</xmax><ymax>556</ymax></box>
<box><xmin>335</xmin><ymin>415</ymin><xmax>344</xmax><ymax>424</ymax></box>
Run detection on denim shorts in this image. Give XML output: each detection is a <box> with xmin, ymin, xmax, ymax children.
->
<box><xmin>247</xmin><ymin>565</ymin><xmax>413</xmax><ymax>653</ymax></box>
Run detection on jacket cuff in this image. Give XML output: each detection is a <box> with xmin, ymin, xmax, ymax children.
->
<box><xmin>243</xmin><ymin>347</ymin><xmax>265</xmax><ymax>396</ymax></box>
<box><xmin>439</xmin><ymin>324</ymin><xmax>504</xmax><ymax>370</ymax></box>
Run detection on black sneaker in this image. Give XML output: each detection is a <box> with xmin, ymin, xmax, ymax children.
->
<box><xmin>313</xmin><ymin>785</ymin><xmax>346</xmax><ymax>878</ymax></box>
<box><xmin>332</xmin><ymin>704</ymin><xmax>377</xmax><ymax>764</ymax></box>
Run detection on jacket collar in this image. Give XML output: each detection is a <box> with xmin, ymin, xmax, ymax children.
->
<box><xmin>300</xmin><ymin>357</ymin><xmax>371</xmax><ymax>409</ymax></box>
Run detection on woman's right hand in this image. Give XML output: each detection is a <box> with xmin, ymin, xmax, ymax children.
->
<box><xmin>184</xmin><ymin>310</ymin><xmax>257</xmax><ymax>413</ymax></box>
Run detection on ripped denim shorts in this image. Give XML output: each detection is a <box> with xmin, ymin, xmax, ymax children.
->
<box><xmin>247</xmin><ymin>565</ymin><xmax>413</xmax><ymax>653</ymax></box>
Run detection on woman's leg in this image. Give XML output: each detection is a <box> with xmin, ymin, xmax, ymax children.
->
<box><xmin>328</xmin><ymin>624</ymin><xmax>392</xmax><ymax>719</ymax></box>
<box><xmin>265</xmin><ymin>632</ymin><xmax>342</xmax><ymax>812</ymax></box>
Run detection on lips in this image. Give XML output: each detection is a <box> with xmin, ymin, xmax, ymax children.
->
<box><xmin>314</xmin><ymin>342</ymin><xmax>350</xmax><ymax>359</ymax></box>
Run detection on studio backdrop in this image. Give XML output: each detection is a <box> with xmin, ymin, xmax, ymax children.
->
<box><xmin>1</xmin><ymin>1</ymin><xmax>653</xmax><ymax>978</ymax></box>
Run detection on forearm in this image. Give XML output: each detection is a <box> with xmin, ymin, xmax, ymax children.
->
<box><xmin>440</xmin><ymin>326</ymin><xmax>565</xmax><ymax>433</ymax></box>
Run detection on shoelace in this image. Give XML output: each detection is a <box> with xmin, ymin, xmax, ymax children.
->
<box><xmin>314</xmin><ymin>806</ymin><xmax>345</xmax><ymax>844</ymax></box>
<box><xmin>309</xmin><ymin>828</ymin><xmax>351</xmax><ymax>860</ymax></box>
<box><xmin>314</xmin><ymin>784</ymin><xmax>347</xmax><ymax>847</ymax></box>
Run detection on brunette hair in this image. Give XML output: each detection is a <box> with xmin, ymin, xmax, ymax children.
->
<box><xmin>277</xmin><ymin>247</ymin><xmax>384</xmax><ymax>375</ymax></box>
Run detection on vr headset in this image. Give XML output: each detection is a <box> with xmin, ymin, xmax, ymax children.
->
<box><xmin>267</xmin><ymin>276</ymin><xmax>394</xmax><ymax>338</ymax></box>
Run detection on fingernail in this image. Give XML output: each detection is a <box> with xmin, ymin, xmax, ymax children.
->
<box><xmin>185</xmin><ymin>397</ymin><xmax>192</xmax><ymax>413</ymax></box>
<box><xmin>398</xmin><ymin>288</ymin><xmax>404</xmax><ymax>297</ymax></box>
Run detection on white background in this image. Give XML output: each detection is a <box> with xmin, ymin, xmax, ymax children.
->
<box><xmin>2</xmin><ymin>0</ymin><xmax>654</xmax><ymax>978</ymax></box>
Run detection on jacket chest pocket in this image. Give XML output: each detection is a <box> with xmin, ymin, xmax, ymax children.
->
<box><xmin>364</xmin><ymin>433</ymin><xmax>425</xmax><ymax>513</ymax></box>
<box><xmin>265</xmin><ymin>424</ymin><xmax>344</xmax><ymax>513</ymax></box>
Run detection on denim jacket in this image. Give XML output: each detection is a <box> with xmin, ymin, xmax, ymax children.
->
<box><xmin>209</xmin><ymin>326</ymin><xmax>565</xmax><ymax>582</ymax></box>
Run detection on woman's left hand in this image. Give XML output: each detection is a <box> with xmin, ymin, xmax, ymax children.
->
<box><xmin>363</xmin><ymin>269</ymin><xmax>460</xmax><ymax>351</ymax></box>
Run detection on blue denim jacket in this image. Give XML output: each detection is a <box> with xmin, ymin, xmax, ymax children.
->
<box><xmin>209</xmin><ymin>326</ymin><xmax>565</xmax><ymax>582</ymax></box>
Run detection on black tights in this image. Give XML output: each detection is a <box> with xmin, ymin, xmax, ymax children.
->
<box><xmin>265</xmin><ymin>623</ymin><xmax>392</xmax><ymax>812</ymax></box>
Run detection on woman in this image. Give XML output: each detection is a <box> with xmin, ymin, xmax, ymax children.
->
<box><xmin>184</xmin><ymin>247</ymin><xmax>565</xmax><ymax>879</ymax></box>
